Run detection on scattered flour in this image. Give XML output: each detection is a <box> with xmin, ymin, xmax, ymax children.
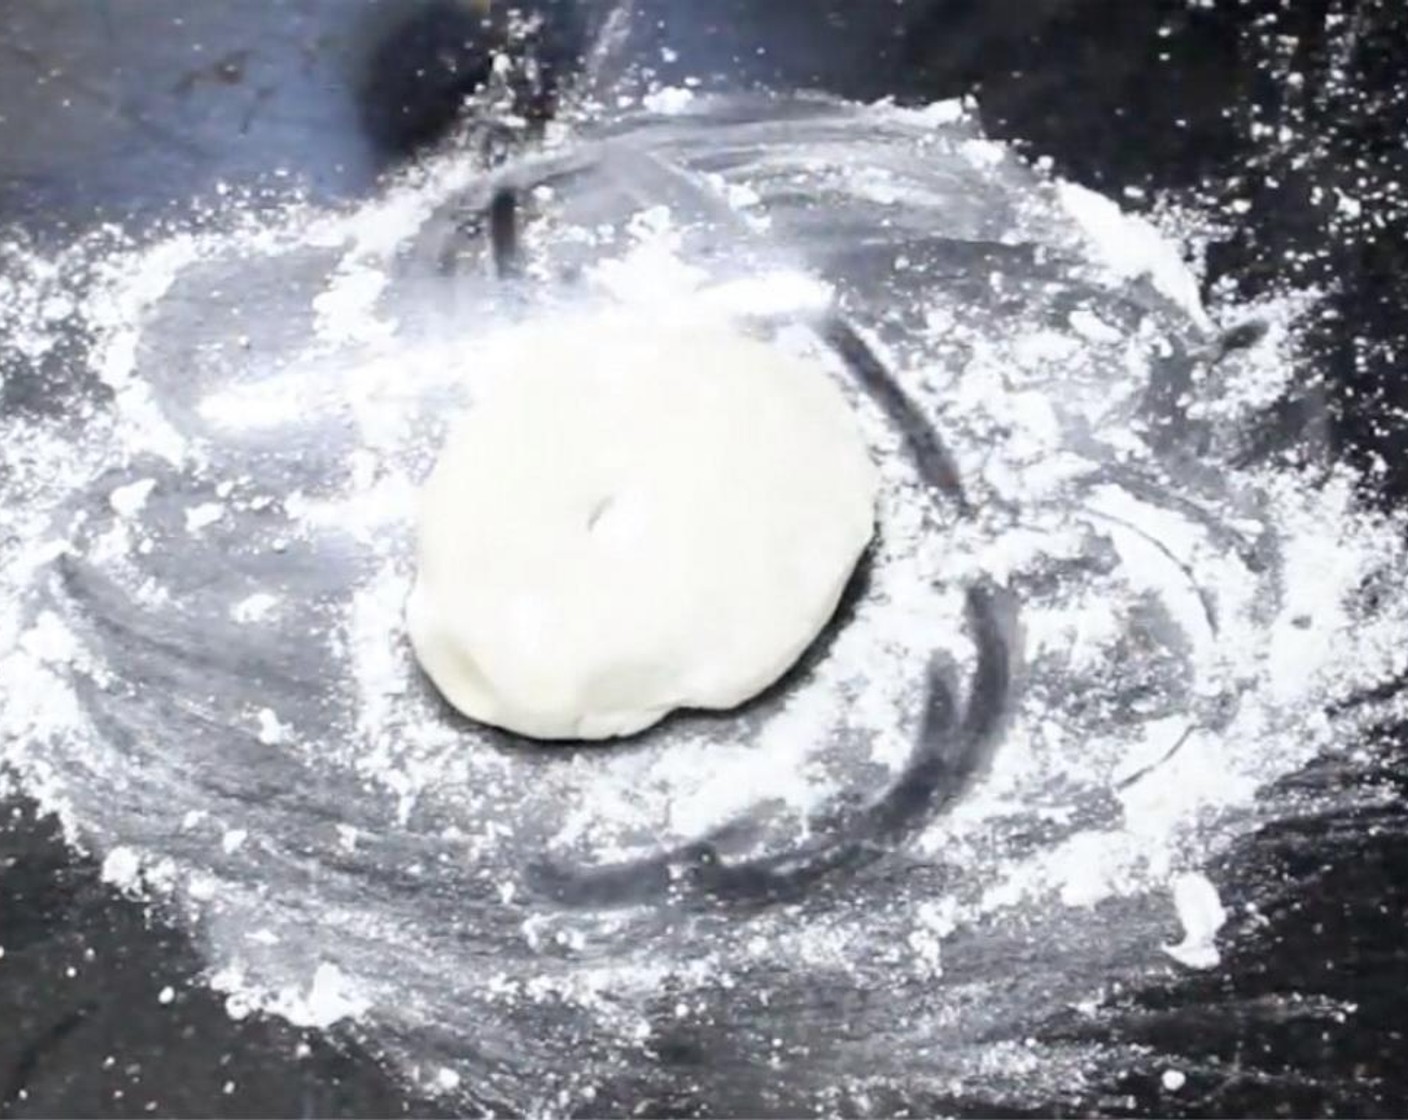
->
<box><xmin>1</xmin><ymin>85</ymin><xmax>1404</xmax><ymax>1112</ymax></box>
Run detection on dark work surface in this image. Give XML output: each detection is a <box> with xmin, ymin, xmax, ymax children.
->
<box><xmin>2</xmin><ymin>0</ymin><xmax>1407</xmax><ymax>1116</ymax></box>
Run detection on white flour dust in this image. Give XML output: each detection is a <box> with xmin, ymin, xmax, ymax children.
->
<box><xmin>2</xmin><ymin>88</ymin><xmax>1407</xmax><ymax>1112</ymax></box>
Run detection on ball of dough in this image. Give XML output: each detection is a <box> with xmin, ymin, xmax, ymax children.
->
<box><xmin>406</xmin><ymin>312</ymin><xmax>878</xmax><ymax>740</ymax></box>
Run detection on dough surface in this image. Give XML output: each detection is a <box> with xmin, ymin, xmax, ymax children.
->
<box><xmin>406</xmin><ymin>311</ymin><xmax>878</xmax><ymax>740</ymax></box>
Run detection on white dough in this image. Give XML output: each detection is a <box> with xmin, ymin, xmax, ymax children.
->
<box><xmin>406</xmin><ymin>311</ymin><xmax>878</xmax><ymax>740</ymax></box>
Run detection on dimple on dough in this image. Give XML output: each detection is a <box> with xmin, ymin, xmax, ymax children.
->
<box><xmin>406</xmin><ymin>311</ymin><xmax>878</xmax><ymax>741</ymax></box>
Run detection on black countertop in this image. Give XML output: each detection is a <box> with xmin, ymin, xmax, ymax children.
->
<box><xmin>2</xmin><ymin>1</ymin><xmax>1406</xmax><ymax>1115</ymax></box>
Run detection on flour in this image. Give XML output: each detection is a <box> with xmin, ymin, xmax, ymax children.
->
<box><xmin>642</xmin><ymin>86</ymin><xmax>695</xmax><ymax>115</ymax></box>
<box><xmin>183</xmin><ymin>502</ymin><xmax>226</xmax><ymax>533</ymax></box>
<box><xmin>211</xmin><ymin>959</ymin><xmax>370</xmax><ymax>1029</ymax></box>
<box><xmin>109</xmin><ymin>478</ymin><xmax>157</xmax><ymax>518</ymax></box>
<box><xmin>2</xmin><ymin>85</ymin><xmax>1406</xmax><ymax>1112</ymax></box>
<box><xmin>1056</xmin><ymin>180</ymin><xmax>1213</xmax><ymax>331</ymax></box>
<box><xmin>1164</xmin><ymin>872</ymin><xmax>1229</xmax><ymax>970</ymax></box>
<box><xmin>230</xmin><ymin>592</ymin><xmax>279</xmax><ymax>623</ymax></box>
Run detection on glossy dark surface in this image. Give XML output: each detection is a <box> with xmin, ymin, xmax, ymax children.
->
<box><xmin>3</xmin><ymin>1</ymin><xmax>1406</xmax><ymax>1116</ymax></box>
